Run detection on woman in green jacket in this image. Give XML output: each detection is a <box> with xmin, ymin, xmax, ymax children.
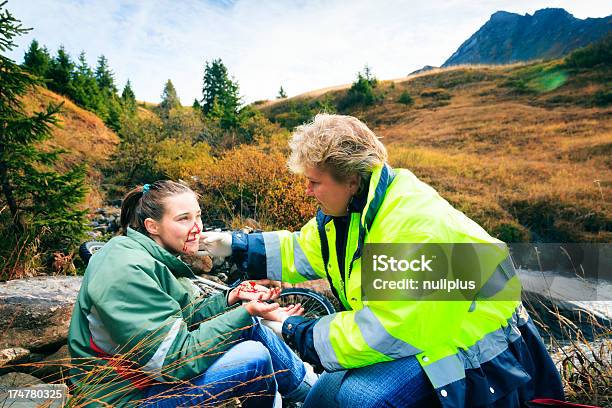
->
<box><xmin>67</xmin><ymin>180</ymin><xmax>316</xmax><ymax>407</ymax></box>
<box><xmin>201</xmin><ymin>114</ymin><xmax>565</xmax><ymax>407</ymax></box>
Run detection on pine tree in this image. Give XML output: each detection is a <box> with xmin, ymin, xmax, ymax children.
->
<box><xmin>201</xmin><ymin>58</ymin><xmax>241</xmax><ymax>129</ymax></box>
<box><xmin>192</xmin><ymin>98</ymin><xmax>201</xmax><ymax>110</ymax></box>
<box><xmin>277</xmin><ymin>85</ymin><xmax>287</xmax><ymax>99</ymax></box>
<box><xmin>22</xmin><ymin>38</ymin><xmax>50</xmax><ymax>78</ymax></box>
<box><xmin>105</xmin><ymin>95</ymin><xmax>123</xmax><ymax>132</ymax></box>
<box><xmin>93</xmin><ymin>55</ymin><xmax>124</xmax><ymax>131</ymax></box>
<box><xmin>338</xmin><ymin>66</ymin><xmax>379</xmax><ymax>111</ymax></box>
<box><xmin>363</xmin><ymin>64</ymin><xmax>377</xmax><ymax>85</ymax></box>
<box><xmin>158</xmin><ymin>79</ymin><xmax>181</xmax><ymax>118</ymax></box>
<box><xmin>94</xmin><ymin>55</ymin><xmax>117</xmax><ymax>94</ymax></box>
<box><xmin>121</xmin><ymin>79</ymin><xmax>137</xmax><ymax>116</ymax></box>
<box><xmin>0</xmin><ymin>2</ymin><xmax>87</xmax><ymax>266</ymax></box>
<box><xmin>47</xmin><ymin>45</ymin><xmax>75</xmax><ymax>97</ymax></box>
<box><xmin>72</xmin><ymin>51</ymin><xmax>104</xmax><ymax>114</ymax></box>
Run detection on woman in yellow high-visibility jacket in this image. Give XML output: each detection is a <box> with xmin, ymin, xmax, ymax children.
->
<box><xmin>202</xmin><ymin>114</ymin><xmax>564</xmax><ymax>408</ymax></box>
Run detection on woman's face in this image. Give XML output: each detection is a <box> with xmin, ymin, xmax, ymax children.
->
<box><xmin>145</xmin><ymin>192</ymin><xmax>203</xmax><ymax>255</ymax></box>
<box><xmin>304</xmin><ymin>166</ymin><xmax>359</xmax><ymax>217</ymax></box>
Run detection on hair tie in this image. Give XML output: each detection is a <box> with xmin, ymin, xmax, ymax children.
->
<box><xmin>142</xmin><ymin>184</ymin><xmax>150</xmax><ymax>194</ymax></box>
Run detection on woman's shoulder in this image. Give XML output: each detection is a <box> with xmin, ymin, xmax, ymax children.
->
<box><xmin>86</xmin><ymin>235</ymin><xmax>157</xmax><ymax>276</ymax></box>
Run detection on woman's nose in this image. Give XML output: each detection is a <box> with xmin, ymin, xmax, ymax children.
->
<box><xmin>305</xmin><ymin>184</ymin><xmax>314</xmax><ymax>197</ymax></box>
<box><xmin>190</xmin><ymin>222</ymin><xmax>202</xmax><ymax>236</ymax></box>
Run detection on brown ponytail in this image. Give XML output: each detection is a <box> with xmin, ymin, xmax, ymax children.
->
<box><xmin>120</xmin><ymin>180</ymin><xmax>196</xmax><ymax>235</ymax></box>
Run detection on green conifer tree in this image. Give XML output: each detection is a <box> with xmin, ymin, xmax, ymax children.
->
<box><xmin>94</xmin><ymin>55</ymin><xmax>117</xmax><ymax>94</ymax></box>
<box><xmin>201</xmin><ymin>58</ymin><xmax>241</xmax><ymax>129</ymax></box>
<box><xmin>22</xmin><ymin>38</ymin><xmax>50</xmax><ymax>78</ymax></box>
<box><xmin>0</xmin><ymin>2</ymin><xmax>87</xmax><ymax>273</ymax></box>
<box><xmin>72</xmin><ymin>51</ymin><xmax>105</xmax><ymax>114</ymax></box>
<box><xmin>48</xmin><ymin>45</ymin><xmax>75</xmax><ymax>97</ymax></box>
<box><xmin>158</xmin><ymin>79</ymin><xmax>181</xmax><ymax>118</ymax></box>
<box><xmin>121</xmin><ymin>79</ymin><xmax>137</xmax><ymax>116</ymax></box>
<box><xmin>94</xmin><ymin>55</ymin><xmax>123</xmax><ymax>130</ymax></box>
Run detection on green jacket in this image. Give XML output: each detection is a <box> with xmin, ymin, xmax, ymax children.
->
<box><xmin>67</xmin><ymin>228</ymin><xmax>252</xmax><ymax>407</ymax></box>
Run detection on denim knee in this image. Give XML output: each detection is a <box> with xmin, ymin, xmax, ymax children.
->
<box><xmin>238</xmin><ymin>340</ymin><xmax>274</xmax><ymax>376</ymax></box>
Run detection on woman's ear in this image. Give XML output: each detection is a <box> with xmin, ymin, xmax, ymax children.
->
<box><xmin>348</xmin><ymin>174</ymin><xmax>360</xmax><ymax>195</ymax></box>
<box><xmin>144</xmin><ymin>218</ymin><xmax>159</xmax><ymax>236</ymax></box>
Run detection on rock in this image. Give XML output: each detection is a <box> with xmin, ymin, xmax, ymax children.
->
<box><xmin>0</xmin><ymin>372</ymin><xmax>67</xmax><ymax>408</ymax></box>
<box><xmin>30</xmin><ymin>345</ymin><xmax>70</xmax><ymax>384</ymax></box>
<box><xmin>0</xmin><ymin>348</ymin><xmax>30</xmax><ymax>368</ymax></box>
<box><xmin>85</xmin><ymin>230</ymin><xmax>102</xmax><ymax>239</ymax></box>
<box><xmin>182</xmin><ymin>253</ymin><xmax>214</xmax><ymax>274</ymax></box>
<box><xmin>0</xmin><ymin>372</ymin><xmax>44</xmax><ymax>387</ymax></box>
<box><xmin>0</xmin><ymin>276</ymin><xmax>82</xmax><ymax>351</ymax></box>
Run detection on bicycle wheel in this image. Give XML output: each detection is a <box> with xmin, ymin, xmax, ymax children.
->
<box><xmin>278</xmin><ymin>288</ymin><xmax>336</xmax><ymax>318</ymax></box>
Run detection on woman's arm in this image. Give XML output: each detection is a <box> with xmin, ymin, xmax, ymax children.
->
<box><xmin>89</xmin><ymin>264</ymin><xmax>254</xmax><ymax>382</ymax></box>
<box><xmin>232</xmin><ymin>217</ymin><xmax>327</xmax><ymax>283</ymax></box>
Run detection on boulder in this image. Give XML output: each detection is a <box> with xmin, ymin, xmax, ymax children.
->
<box><xmin>30</xmin><ymin>345</ymin><xmax>70</xmax><ymax>384</ymax></box>
<box><xmin>0</xmin><ymin>372</ymin><xmax>44</xmax><ymax>386</ymax></box>
<box><xmin>0</xmin><ymin>372</ymin><xmax>67</xmax><ymax>408</ymax></box>
<box><xmin>0</xmin><ymin>276</ymin><xmax>82</xmax><ymax>351</ymax></box>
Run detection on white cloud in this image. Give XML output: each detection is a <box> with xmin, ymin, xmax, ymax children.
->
<box><xmin>5</xmin><ymin>0</ymin><xmax>611</xmax><ymax>103</ymax></box>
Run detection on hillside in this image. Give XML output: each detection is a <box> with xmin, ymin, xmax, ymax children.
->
<box><xmin>258</xmin><ymin>59</ymin><xmax>611</xmax><ymax>243</ymax></box>
<box><xmin>21</xmin><ymin>86</ymin><xmax>120</xmax><ymax>208</ymax></box>
<box><xmin>443</xmin><ymin>8</ymin><xmax>611</xmax><ymax>66</ymax></box>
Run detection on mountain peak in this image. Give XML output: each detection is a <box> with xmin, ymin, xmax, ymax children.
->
<box><xmin>532</xmin><ymin>8</ymin><xmax>572</xmax><ymax>18</ymax></box>
<box><xmin>443</xmin><ymin>8</ymin><xmax>611</xmax><ymax>66</ymax></box>
<box><xmin>490</xmin><ymin>10</ymin><xmax>519</xmax><ymax>21</ymax></box>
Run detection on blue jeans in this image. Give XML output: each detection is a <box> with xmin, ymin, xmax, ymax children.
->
<box><xmin>141</xmin><ymin>318</ymin><xmax>308</xmax><ymax>407</ymax></box>
<box><xmin>303</xmin><ymin>356</ymin><xmax>439</xmax><ymax>408</ymax></box>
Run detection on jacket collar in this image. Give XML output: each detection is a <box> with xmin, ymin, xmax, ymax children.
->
<box><xmin>126</xmin><ymin>227</ymin><xmax>195</xmax><ymax>278</ymax></box>
<box><xmin>361</xmin><ymin>163</ymin><xmax>396</xmax><ymax>233</ymax></box>
<box><xmin>347</xmin><ymin>187</ymin><xmax>368</xmax><ymax>213</ymax></box>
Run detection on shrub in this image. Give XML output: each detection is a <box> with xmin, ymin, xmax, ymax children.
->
<box><xmin>194</xmin><ymin>144</ymin><xmax>315</xmax><ymax>230</ymax></box>
<box><xmin>564</xmin><ymin>33</ymin><xmax>612</xmax><ymax>69</ymax></box>
<box><xmin>338</xmin><ymin>67</ymin><xmax>381</xmax><ymax>111</ymax></box>
<box><xmin>154</xmin><ymin>139</ymin><xmax>214</xmax><ymax>181</ymax></box>
<box><xmin>592</xmin><ymin>90</ymin><xmax>612</xmax><ymax>107</ymax></box>
<box><xmin>397</xmin><ymin>90</ymin><xmax>414</xmax><ymax>105</ymax></box>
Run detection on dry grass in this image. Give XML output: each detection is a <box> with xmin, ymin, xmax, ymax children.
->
<box><xmin>523</xmin><ymin>294</ymin><xmax>611</xmax><ymax>406</ymax></box>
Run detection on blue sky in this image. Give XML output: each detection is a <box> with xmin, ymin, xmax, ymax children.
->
<box><xmin>5</xmin><ymin>0</ymin><xmax>611</xmax><ymax>104</ymax></box>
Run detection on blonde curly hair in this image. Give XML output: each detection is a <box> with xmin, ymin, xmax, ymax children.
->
<box><xmin>288</xmin><ymin>114</ymin><xmax>387</xmax><ymax>190</ymax></box>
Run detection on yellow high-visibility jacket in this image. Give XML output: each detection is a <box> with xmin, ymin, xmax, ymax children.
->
<box><xmin>233</xmin><ymin>164</ymin><xmax>563</xmax><ymax>407</ymax></box>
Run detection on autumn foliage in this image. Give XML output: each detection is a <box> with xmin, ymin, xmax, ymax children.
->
<box><xmin>193</xmin><ymin>144</ymin><xmax>316</xmax><ymax>231</ymax></box>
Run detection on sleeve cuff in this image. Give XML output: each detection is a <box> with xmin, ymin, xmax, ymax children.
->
<box><xmin>231</xmin><ymin>232</ymin><xmax>268</xmax><ymax>280</ymax></box>
<box><xmin>231</xmin><ymin>231</ymin><xmax>249</xmax><ymax>270</ymax></box>
<box><xmin>282</xmin><ymin>315</ymin><xmax>309</xmax><ymax>345</ymax></box>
